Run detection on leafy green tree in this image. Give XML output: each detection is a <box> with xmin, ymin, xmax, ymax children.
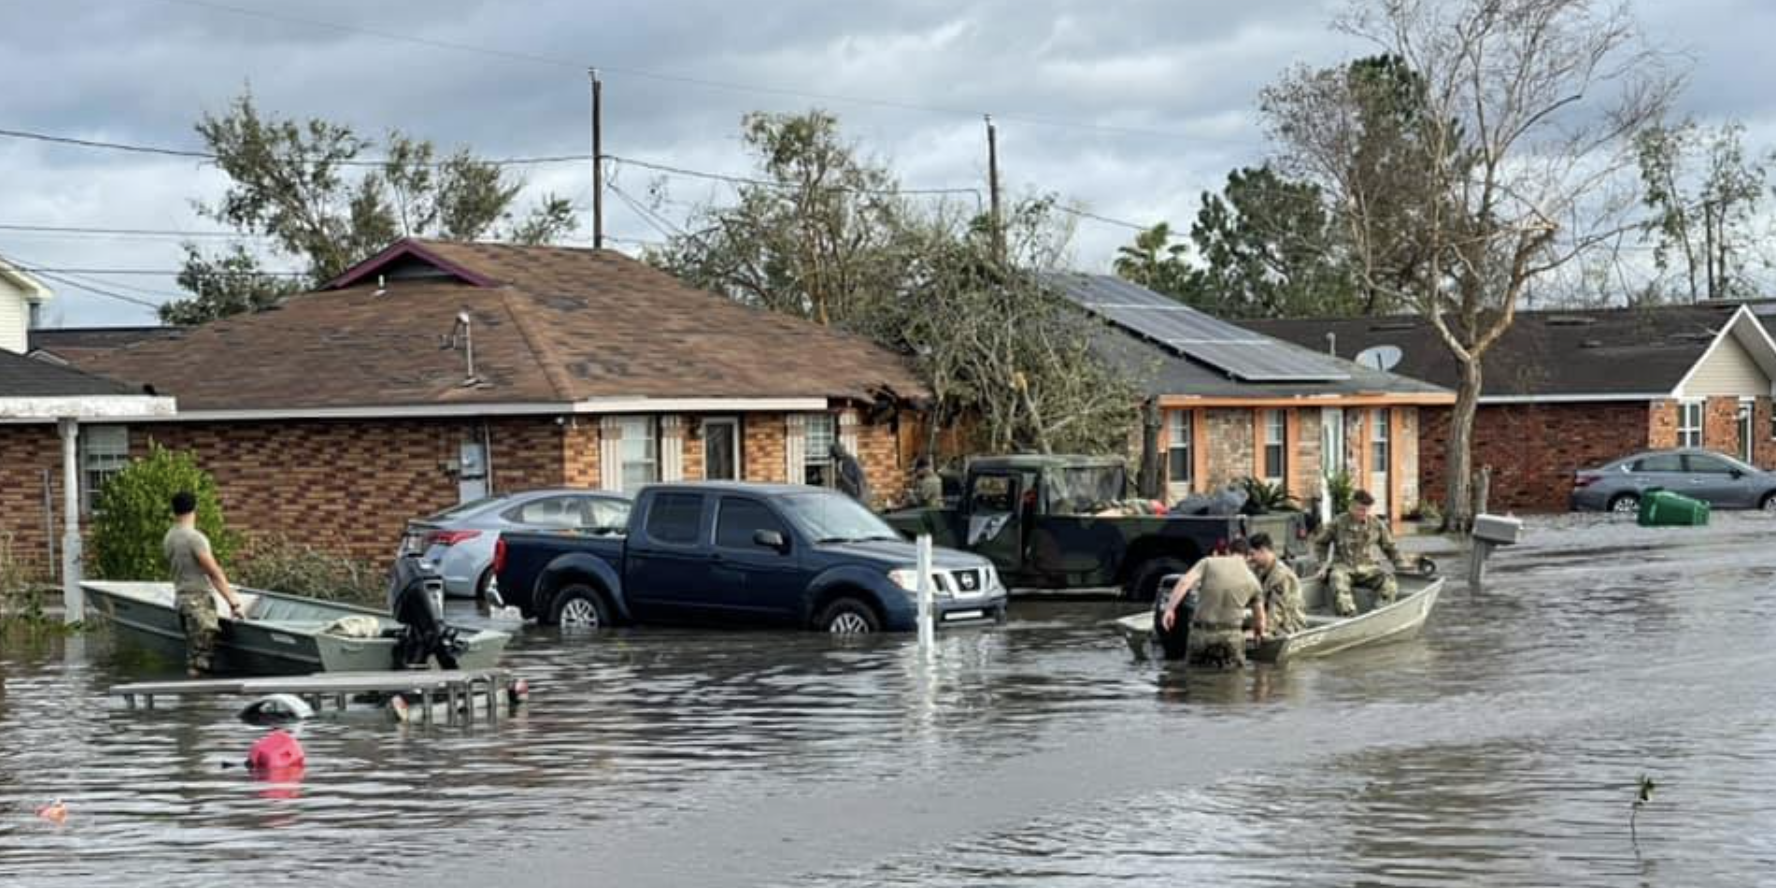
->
<box><xmin>1112</xmin><ymin>222</ymin><xmax>1198</xmax><ymax>302</ymax></box>
<box><xmin>161</xmin><ymin>90</ymin><xmax>577</xmax><ymax>324</ymax></box>
<box><xmin>90</xmin><ymin>444</ymin><xmax>238</xmax><ymax>581</ymax></box>
<box><xmin>1187</xmin><ymin>166</ymin><xmax>1361</xmax><ymax>318</ymax></box>
<box><xmin>1636</xmin><ymin>120</ymin><xmax>1769</xmax><ymax>302</ymax></box>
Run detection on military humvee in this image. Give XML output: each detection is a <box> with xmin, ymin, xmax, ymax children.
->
<box><xmin>883</xmin><ymin>454</ymin><xmax>1310</xmax><ymax>601</ymax></box>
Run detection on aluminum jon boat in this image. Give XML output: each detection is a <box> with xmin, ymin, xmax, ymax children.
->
<box><xmin>82</xmin><ymin>581</ymin><xmax>510</xmax><ymax>675</ymax></box>
<box><xmin>1114</xmin><ymin>571</ymin><xmax>1445</xmax><ymax>664</ymax></box>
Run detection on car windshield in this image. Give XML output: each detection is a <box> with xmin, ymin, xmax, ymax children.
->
<box><xmin>1046</xmin><ymin>466</ymin><xmax>1126</xmax><ymax>515</ymax></box>
<box><xmin>780</xmin><ymin>492</ymin><xmax>901</xmax><ymax>543</ymax></box>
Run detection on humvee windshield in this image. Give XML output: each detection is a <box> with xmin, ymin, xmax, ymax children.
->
<box><xmin>1045</xmin><ymin>465</ymin><xmax>1126</xmax><ymax>515</ymax></box>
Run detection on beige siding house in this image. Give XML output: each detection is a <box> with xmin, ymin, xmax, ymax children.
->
<box><xmin>0</xmin><ymin>257</ymin><xmax>53</xmax><ymax>354</ymax></box>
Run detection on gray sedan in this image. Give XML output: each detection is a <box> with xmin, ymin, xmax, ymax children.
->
<box><xmin>397</xmin><ymin>489</ymin><xmax>631</xmax><ymax>599</ymax></box>
<box><xmin>1570</xmin><ymin>449</ymin><xmax>1776</xmax><ymax>514</ymax></box>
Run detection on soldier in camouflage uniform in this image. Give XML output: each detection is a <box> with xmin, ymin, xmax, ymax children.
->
<box><xmin>1312</xmin><ymin>489</ymin><xmax>1405</xmax><ymax>617</ymax></box>
<box><xmin>1161</xmin><ymin>539</ymin><xmax>1266</xmax><ymax>669</ymax></box>
<box><xmin>1247</xmin><ymin>532</ymin><xmax>1306</xmax><ymax>637</ymax></box>
<box><xmin>906</xmin><ymin>456</ymin><xmax>944</xmax><ymax>508</ymax></box>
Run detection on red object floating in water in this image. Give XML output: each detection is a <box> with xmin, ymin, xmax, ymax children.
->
<box><xmin>247</xmin><ymin>729</ymin><xmax>306</xmax><ymax>771</ymax></box>
<box><xmin>36</xmin><ymin>799</ymin><xmax>67</xmax><ymax>825</ymax></box>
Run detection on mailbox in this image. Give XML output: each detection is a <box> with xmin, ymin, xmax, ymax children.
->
<box><xmin>1472</xmin><ymin>513</ymin><xmax>1523</xmax><ymax>546</ymax></box>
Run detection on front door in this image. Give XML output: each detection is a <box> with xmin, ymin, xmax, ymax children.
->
<box><xmin>459</xmin><ymin>440</ymin><xmax>489</xmax><ymax>503</ymax></box>
<box><xmin>1369</xmin><ymin>408</ymin><xmax>1391</xmax><ymax>517</ymax></box>
<box><xmin>703</xmin><ymin>417</ymin><xmax>740</xmax><ymax>481</ymax></box>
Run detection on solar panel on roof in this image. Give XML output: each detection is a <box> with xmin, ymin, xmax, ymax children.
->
<box><xmin>1043</xmin><ymin>272</ymin><xmax>1351</xmax><ymax>382</ymax></box>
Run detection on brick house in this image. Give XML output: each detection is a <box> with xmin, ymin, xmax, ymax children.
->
<box><xmin>3</xmin><ymin>238</ymin><xmax>926</xmax><ymax>570</ymax></box>
<box><xmin>1046</xmin><ymin>274</ymin><xmax>1455</xmax><ymax>523</ymax></box>
<box><xmin>1250</xmin><ymin>303</ymin><xmax>1776</xmax><ymax>512</ymax></box>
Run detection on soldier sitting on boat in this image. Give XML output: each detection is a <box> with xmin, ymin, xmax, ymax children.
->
<box><xmin>1247</xmin><ymin>532</ymin><xmax>1306</xmax><ymax>637</ymax></box>
<box><xmin>1312</xmin><ymin>489</ymin><xmax>1411</xmax><ymax>617</ymax></box>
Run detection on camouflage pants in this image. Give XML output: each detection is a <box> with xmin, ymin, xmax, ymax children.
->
<box><xmin>175</xmin><ymin>590</ymin><xmax>220</xmax><ymax>674</ymax></box>
<box><xmin>1267</xmin><ymin>591</ymin><xmax>1309</xmax><ymax>637</ymax></box>
<box><xmin>1185</xmin><ymin>628</ymin><xmax>1246</xmax><ymax>669</ymax></box>
<box><xmin>1330</xmin><ymin>565</ymin><xmax>1397</xmax><ymax>616</ymax></box>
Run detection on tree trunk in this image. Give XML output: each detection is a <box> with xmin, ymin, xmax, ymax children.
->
<box><xmin>1443</xmin><ymin>357</ymin><xmax>1483</xmax><ymax>533</ymax></box>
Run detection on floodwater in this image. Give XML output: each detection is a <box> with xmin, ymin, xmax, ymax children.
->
<box><xmin>3</xmin><ymin>514</ymin><xmax>1776</xmax><ymax>887</ymax></box>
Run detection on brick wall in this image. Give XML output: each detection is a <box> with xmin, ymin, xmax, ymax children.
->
<box><xmin>743</xmin><ymin>414</ymin><xmax>788</xmax><ymax>483</ymax></box>
<box><xmin>1421</xmin><ymin>401</ymin><xmax>1652</xmax><ymax>513</ymax></box>
<box><xmin>683</xmin><ymin>420</ymin><xmax>707</xmax><ymax>480</ymax></box>
<box><xmin>1703</xmin><ymin>397</ymin><xmax>1740</xmax><ymax>455</ymax></box>
<box><xmin>0</xmin><ymin>424</ymin><xmax>67</xmax><ymax>580</ymax></box>
<box><xmin>1757</xmin><ymin>398</ymin><xmax>1776</xmax><ymax>470</ymax></box>
<box><xmin>1295</xmin><ymin>409</ymin><xmax>1323</xmax><ymax>501</ymax></box>
<box><xmin>856</xmin><ymin>417</ymin><xmax>902</xmax><ymax>507</ymax></box>
<box><xmin>1399</xmin><ymin>408</ymin><xmax>1421</xmax><ymax>512</ymax></box>
<box><xmin>1202</xmin><ymin>408</ymin><xmax>1255</xmax><ymax>490</ymax></box>
<box><xmin>1647</xmin><ymin>400</ymin><xmax>1678</xmax><ymax>449</ymax></box>
<box><xmin>562</xmin><ymin>419</ymin><xmax>600</xmax><ymax>487</ymax></box>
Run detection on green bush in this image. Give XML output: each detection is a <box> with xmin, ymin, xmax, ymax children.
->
<box><xmin>1238</xmin><ymin>477</ymin><xmax>1299</xmax><ymax>513</ymax></box>
<box><xmin>90</xmin><ymin>444</ymin><xmax>238</xmax><ymax>581</ymax></box>
<box><xmin>235</xmin><ymin>536</ymin><xmax>386</xmax><ymax>607</ymax></box>
<box><xmin>1324</xmin><ymin>471</ymin><xmax>1355</xmax><ymax>516</ymax></box>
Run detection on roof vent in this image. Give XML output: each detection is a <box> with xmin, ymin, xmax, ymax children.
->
<box><xmin>1579</xmin><ymin>338</ymin><xmax>1604</xmax><ymax>349</ymax></box>
<box><xmin>1544</xmin><ymin>315</ymin><xmax>1596</xmax><ymax>327</ymax></box>
<box><xmin>1368</xmin><ymin>321</ymin><xmax>1418</xmax><ymax>332</ymax></box>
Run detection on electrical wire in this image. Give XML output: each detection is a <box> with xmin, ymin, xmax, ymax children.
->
<box><xmin>606</xmin><ymin>155</ymin><xmax>981</xmax><ymax>200</ymax></box>
<box><xmin>0</xmin><ymin>222</ymin><xmax>265</xmax><ymax>240</ymax></box>
<box><xmin>28</xmin><ymin>270</ymin><xmax>164</xmax><ymax>310</ymax></box>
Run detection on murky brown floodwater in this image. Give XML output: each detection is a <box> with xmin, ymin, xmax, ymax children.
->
<box><xmin>4</xmin><ymin>513</ymin><xmax>1776</xmax><ymax>887</ymax></box>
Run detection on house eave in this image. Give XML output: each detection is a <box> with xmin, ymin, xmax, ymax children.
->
<box><xmin>32</xmin><ymin>396</ymin><xmax>840</xmax><ymax>424</ymax></box>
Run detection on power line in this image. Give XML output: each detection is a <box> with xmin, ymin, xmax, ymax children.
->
<box><xmin>150</xmin><ymin>0</ymin><xmax>1257</xmax><ymax>145</ymax></box>
<box><xmin>14</xmin><ymin>266</ymin><xmax>305</xmax><ymax>277</ymax></box>
<box><xmin>607</xmin><ymin>155</ymin><xmax>982</xmax><ymax>201</ymax></box>
<box><xmin>606</xmin><ymin>181</ymin><xmax>684</xmax><ymax>241</ymax></box>
<box><xmin>0</xmin><ymin>222</ymin><xmax>265</xmax><ymax>240</ymax></box>
<box><xmin>0</xmin><ymin>125</ymin><xmax>592</xmax><ymax>168</ymax></box>
<box><xmin>1054</xmin><ymin>204</ymin><xmax>1154</xmax><ymax>232</ymax></box>
<box><xmin>29</xmin><ymin>270</ymin><xmax>165</xmax><ymax>310</ymax></box>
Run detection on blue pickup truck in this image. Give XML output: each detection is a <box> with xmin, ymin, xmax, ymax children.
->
<box><xmin>493</xmin><ymin>482</ymin><xmax>1008</xmax><ymax>634</ymax></box>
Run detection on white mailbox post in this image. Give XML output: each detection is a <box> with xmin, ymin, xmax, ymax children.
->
<box><xmin>1468</xmin><ymin>513</ymin><xmax>1524</xmax><ymax>590</ymax></box>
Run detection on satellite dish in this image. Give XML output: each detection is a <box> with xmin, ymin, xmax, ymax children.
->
<box><xmin>1354</xmin><ymin>344</ymin><xmax>1403</xmax><ymax>372</ymax></box>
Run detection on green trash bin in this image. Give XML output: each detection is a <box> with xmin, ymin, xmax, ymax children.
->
<box><xmin>1637</xmin><ymin>488</ymin><xmax>1711</xmax><ymax>527</ymax></box>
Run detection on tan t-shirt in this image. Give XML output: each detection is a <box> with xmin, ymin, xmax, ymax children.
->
<box><xmin>163</xmin><ymin>525</ymin><xmax>215</xmax><ymax>595</ymax></box>
<box><xmin>1193</xmin><ymin>555</ymin><xmax>1262</xmax><ymax>626</ymax></box>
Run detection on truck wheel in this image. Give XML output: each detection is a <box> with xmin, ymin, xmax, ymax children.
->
<box><xmin>816</xmin><ymin>597</ymin><xmax>881</xmax><ymax>634</ymax></box>
<box><xmin>550</xmin><ymin>584</ymin><xmax>610</xmax><ymax>631</ymax></box>
<box><xmin>1125</xmin><ymin>557</ymin><xmax>1189</xmax><ymax>602</ymax></box>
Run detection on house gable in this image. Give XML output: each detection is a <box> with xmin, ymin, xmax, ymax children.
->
<box><xmin>0</xmin><ymin>257</ymin><xmax>53</xmax><ymax>355</ymax></box>
<box><xmin>1672</xmin><ymin>306</ymin><xmax>1776</xmax><ymax>399</ymax></box>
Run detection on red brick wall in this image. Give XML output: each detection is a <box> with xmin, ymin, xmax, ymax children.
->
<box><xmin>743</xmin><ymin>414</ymin><xmax>788</xmax><ymax>483</ymax></box>
<box><xmin>1647</xmin><ymin>400</ymin><xmax>1678</xmax><ymax>449</ymax></box>
<box><xmin>0</xmin><ymin>425</ymin><xmax>68</xmax><ymax>580</ymax></box>
<box><xmin>562</xmin><ymin>419</ymin><xmax>600</xmax><ymax>487</ymax></box>
<box><xmin>1757</xmin><ymin>398</ymin><xmax>1776</xmax><ymax>469</ymax></box>
<box><xmin>1703</xmin><ymin>397</ymin><xmax>1740</xmax><ymax>455</ymax></box>
<box><xmin>856</xmin><ymin>416</ymin><xmax>902</xmax><ymax>507</ymax></box>
<box><xmin>1420</xmin><ymin>402</ymin><xmax>1652</xmax><ymax>512</ymax></box>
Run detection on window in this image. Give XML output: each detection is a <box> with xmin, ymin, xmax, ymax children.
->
<box><xmin>1633</xmin><ymin>454</ymin><xmax>1684</xmax><ymax>473</ymax></box>
<box><xmin>1263</xmin><ymin>409</ymin><xmax>1287</xmax><ymax>482</ymax></box>
<box><xmin>81</xmin><ymin>425</ymin><xmax>129</xmax><ymax>513</ymax></box>
<box><xmin>803</xmin><ymin>413</ymin><xmax>837</xmax><ymax>486</ymax></box>
<box><xmin>1370</xmin><ymin>408</ymin><xmax>1391</xmax><ymax>473</ymax></box>
<box><xmin>1738</xmin><ymin>399</ymin><xmax>1755</xmax><ymax>463</ymax></box>
<box><xmin>1167</xmin><ymin>410</ymin><xmax>1193</xmax><ymax>491</ymax></box>
<box><xmin>716</xmin><ymin>497</ymin><xmax>788</xmax><ymax>550</ymax></box>
<box><xmin>644</xmin><ymin>493</ymin><xmax>703</xmax><ymax>545</ymax></box>
<box><xmin>584</xmin><ymin>498</ymin><xmax>631</xmax><ymax>532</ymax></box>
<box><xmin>509</xmin><ymin>496</ymin><xmax>585</xmax><ymax>528</ymax></box>
<box><xmin>1678</xmin><ymin>401</ymin><xmax>1703</xmax><ymax>448</ymax></box>
<box><xmin>969</xmin><ymin>474</ymin><xmax>1016</xmax><ymax>514</ymax></box>
<box><xmin>619</xmin><ymin>416</ymin><xmax>658</xmax><ymax>491</ymax></box>
<box><xmin>1685</xmin><ymin>454</ymin><xmax>1745</xmax><ymax>475</ymax></box>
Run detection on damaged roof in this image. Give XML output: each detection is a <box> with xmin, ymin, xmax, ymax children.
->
<box><xmin>76</xmin><ymin>238</ymin><xmax>927</xmax><ymax>413</ymax></box>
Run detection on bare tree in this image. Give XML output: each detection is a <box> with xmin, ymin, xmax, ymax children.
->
<box><xmin>1264</xmin><ymin>0</ymin><xmax>1679</xmax><ymax>529</ymax></box>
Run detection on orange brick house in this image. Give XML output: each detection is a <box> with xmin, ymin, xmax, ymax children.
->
<box><xmin>1046</xmin><ymin>274</ymin><xmax>1455</xmax><ymax>524</ymax></box>
<box><xmin>1251</xmin><ymin>303</ymin><xmax>1776</xmax><ymax>512</ymax></box>
<box><xmin>6</xmin><ymin>239</ymin><xmax>926</xmax><ymax>569</ymax></box>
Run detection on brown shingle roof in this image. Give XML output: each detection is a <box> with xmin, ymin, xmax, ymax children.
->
<box><xmin>77</xmin><ymin>239</ymin><xmax>926</xmax><ymax>412</ymax></box>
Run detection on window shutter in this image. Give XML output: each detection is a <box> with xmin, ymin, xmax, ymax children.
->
<box><xmin>598</xmin><ymin>416</ymin><xmax>623</xmax><ymax>491</ymax></box>
<box><xmin>660</xmin><ymin>415</ymin><xmax>685</xmax><ymax>482</ymax></box>
<box><xmin>839</xmin><ymin>409</ymin><xmax>860</xmax><ymax>455</ymax></box>
<box><xmin>785</xmin><ymin>414</ymin><xmax>807</xmax><ymax>484</ymax></box>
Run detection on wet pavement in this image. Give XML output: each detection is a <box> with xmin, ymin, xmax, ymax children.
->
<box><xmin>3</xmin><ymin>513</ymin><xmax>1775</xmax><ymax>886</ymax></box>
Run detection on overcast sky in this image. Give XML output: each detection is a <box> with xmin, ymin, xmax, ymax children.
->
<box><xmin>3</xmin><ymin>0</ymin><xmax>1773</xmax><ymax>327</ymax></box>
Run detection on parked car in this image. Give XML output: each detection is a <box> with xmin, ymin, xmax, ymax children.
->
<box><xmin>494</xmin><ymin>482</ymin><xmax>1007</xmax><ymax>633</ymax></box>
<box><xmin>398</xmin><ymin>489</ymin><xmax>632</xmax><ymax>599</ymax></box>
<box><xmin>1571</xmin><ymin>448</ymin><xmax>1776</xmax><ymax>514</ymax></box>
<box><xmin>882</xmin><ymin>455</ymin><xmax>1312</xmax><ymax>601</ymax></box>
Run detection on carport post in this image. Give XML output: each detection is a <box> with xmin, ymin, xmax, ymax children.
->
<box><xmin>915</xmin><ymin>534</ymin><xmax>934</xmax><ymax>653</ymax></box>
<box><xmin>58</xmin><ymin>417</ymin><xmax>83</xmax><ymax>624</ymax></box>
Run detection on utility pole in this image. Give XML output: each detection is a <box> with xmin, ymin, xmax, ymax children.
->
<box><xmin>985</xmin><ymin>114</ymin><xmax>1003</xmax><ymax>263</ymax></box>
<box><xmin>591</xmin><ymin>68</ymin><xmax>604</xmax><ymax>250</ymax></box>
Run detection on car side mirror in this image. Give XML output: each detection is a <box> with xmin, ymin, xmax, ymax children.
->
<box><xmin>1730</xmin><ymin>469</ymin><xmax>1745</xmax><ymax>478</ymax></box>
<box><xmin>753</xmin><ymin>529</ymin><xmax>789</xmax><ymax>553</ymax></box>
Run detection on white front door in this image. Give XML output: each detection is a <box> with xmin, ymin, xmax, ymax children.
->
<box><xmin>1369</xmin><ymin>408</ymin><xmax>1391</xmax><ymax>516</ymax></box>
<box><xmin>1321</xmin><ymin>407</ymin><xmax>1345</xmax><ymax>479</ymax></box>
<box><xmin>1738</xmin><ymin>400</ymin><xmax>1755</xmax><ymax>463</ymax></box>
<box><xmin>459</xmin><ymin>440</ymin><xmax>489</xmax><ymax>503</ymax></box>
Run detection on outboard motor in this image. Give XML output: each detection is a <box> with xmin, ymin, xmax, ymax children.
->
<box><xmin>1151</xmin><ymin>584</ymin><xmax>1197</xmax><ymax>662</ymax></box>
<box><xmin>386</xmin><ymin>556</ymin><xmax>466</xmax><ymax>669</ymax></box>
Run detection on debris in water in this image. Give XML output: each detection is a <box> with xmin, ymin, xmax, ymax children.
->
<box><xmin>36</xmin><ymin>799</ymin><xmax>67</xmax><ymax>825</ymax></box>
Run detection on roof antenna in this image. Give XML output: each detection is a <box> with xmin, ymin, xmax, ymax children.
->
<box><xmin>374</xmin><ymin>274</ymin><xmax>387</xmax><ymax>297</ymax></box>
<box><xmin>441</xmin><ymin>311</ymin><xmax>479</xmax><ymax>386</ymax></box>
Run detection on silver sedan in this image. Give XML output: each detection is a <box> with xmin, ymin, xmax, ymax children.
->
<box><xmin>397</xmin><ymin>489</ymin><xmax>632</xmax><ymax>599</ymax></box>
<box><xmin>1570</xmin><ymin>449</ymin><xmax>1776</xmax><ymax>514</ymax></box>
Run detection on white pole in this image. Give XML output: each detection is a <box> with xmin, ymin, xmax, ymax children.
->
<box><xmin>1320</xmin><ymin>471</ymin><xmax>1333</xmax><ymax>527</ymax></box>
<box><xmin>915</xmin><ymin>533</ymin><xmax>934</xmax><ymax>653</ymax></box>
<box><xmin>58</xmin><ymin>417</ymin><xmax>83</xmax><ymax>624</ymax></box>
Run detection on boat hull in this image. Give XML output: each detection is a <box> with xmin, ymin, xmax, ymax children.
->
<box><xmin>82</xmin><ymin>581</ymin><xmax>508</xmax><ymax>675</ymax></box>
<box><xmin>1114</xmin><ymin>572</ymin><xmax>1444</xmax><ymax>664</ymax></box>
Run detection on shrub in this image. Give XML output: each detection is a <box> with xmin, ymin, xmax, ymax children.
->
<box><xmin>1324</xmin><ymin>471</ymin><xmax>1355</xmax><ymax>516</ymax></box>
<box><xmin>1238</xmin><ymin>477</ymin><xmax>1299</xmax><ymax>514</ymax></box>
<box><xmin>90</xmin><ymin>444</ymin><xmax>238</xmax><ymax>581</ymax></box>
<box><xmin>235</xmin><ymin>536</ymin><xmax>386</xmax><ymax>607</ymax></box>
